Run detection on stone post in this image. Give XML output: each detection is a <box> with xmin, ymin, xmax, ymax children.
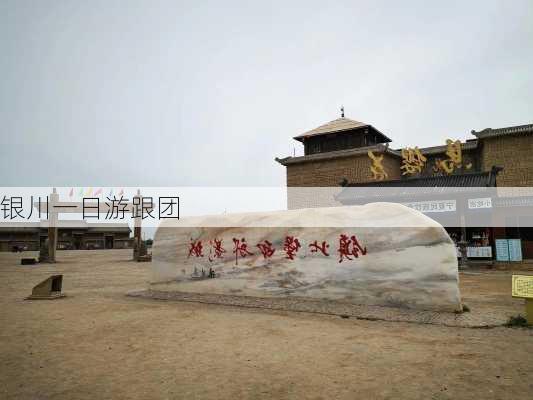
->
<box><xmin>459</xmin><ymin>214</ymin><xmax>468</xmax><ymax>268</ymax></box>
<box><xmin>133</xmin><ymin>189</ymin><xmax>142</xmax><ymax>261</ymax></box>
<box><xmin>47</xmin><ymin>188</ymin><xmax>59</xmax><ymax>263</ymax></box>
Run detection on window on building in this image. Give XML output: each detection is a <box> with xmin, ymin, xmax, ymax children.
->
<box><xmin>310</xmin><ymin>141</ymin><xmax>321</xmax><ymax>154</ymax></box>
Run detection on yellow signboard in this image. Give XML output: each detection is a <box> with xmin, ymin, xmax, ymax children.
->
<box><xmin>511</xmin><ymin>275</ymin><xmax>533</xmax><ymax>299</ymax></box>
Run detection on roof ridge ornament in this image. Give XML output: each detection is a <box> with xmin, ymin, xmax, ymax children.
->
<box><xmin>340</xmin><ymin>105</ymin><xmax>345</xmax><ymax>118</ymax></box>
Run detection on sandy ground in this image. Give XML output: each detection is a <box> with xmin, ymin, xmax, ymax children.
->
<box><xmin>1</xmin><ymin>250</ymin><xmax>532</xmax><ymax>400</ymax></box>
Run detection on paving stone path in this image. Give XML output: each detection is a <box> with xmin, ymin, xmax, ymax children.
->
<box><xmin>128</xmin><ymin>289</ymin><xmax>511</xmax><ymax>328</ymax></box>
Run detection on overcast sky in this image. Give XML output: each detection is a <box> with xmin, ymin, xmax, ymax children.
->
<box><xmin>1</xmin><ymin>0</ymin><xmax>532</xmax><ymax>187</ymax></box>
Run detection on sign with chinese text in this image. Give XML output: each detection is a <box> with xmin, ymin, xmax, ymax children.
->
<box><xmin>467</xmin><ymin>246</ymin><xmax>492</xmax><ymax>258</ymax></box>
<box><xmin>508</xmin><ymin>239</ymin><xmax>523</xmax><ymax>261</ymax></box>
<box><xmin>433</xmin><ymin>139</ymin><xmax>472</xmax><ymax>174</ymax></box>
<box><xmin>512</xmin><ymin>275</ymin><xmax>533</xmax><ymax>299</ymax></box>
<box><xmin>495</xmin><ymin>239</ymin><xmax>510</xmax><ymax>261</ymax></box>
<box><xmin>402</xmin><ymin>200</ymin><xmax>456</xmax><ymax>213</ymax></box>
<box><xmin>369</xmin><ymin>138</ymin><xmax>473</xmax><ymax>181</ymax></box>
<box><xmin>367</xmin><ymin>150</ymin><xmax>388</xmax><ymax>181</ymax></box>
<box><xmin>186</xmin><ymin>233</ymin><xmax>367</xmax><ymax>266</ymax></box>
<box><xmin>495</xmin><ymin>239</ymin><xmax>523</xmax><ymax>262</ymax></box>
<box><xmin>401</xmin><ymin>147</ymin><xmax>426</xmax><ymax>175</ymax></box>
<box><xmin>468</xmin><ymin>197</ymin><xmax>492</xmax><ymax>209</ymax></box>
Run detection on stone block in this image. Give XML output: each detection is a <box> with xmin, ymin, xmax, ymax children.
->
<box><xmin>151</xmin><ymin>203</ymin><xmax>462</xmax><ymax>312</ymax></box>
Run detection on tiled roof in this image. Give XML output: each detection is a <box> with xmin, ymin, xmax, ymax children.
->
<box><xmin>0</xmin><ymin>220</ymin><xmax>91</xmax><ymax>229</ymax></box>
<box><xmin>411</xmin><ymin>140</ymin><xmax>478</xmax><ymax>155</ymax></box>
<box><xmin>337</xmin><ymin>170</ymin><xmax>501</xmax><ymax>204</ymax></box>
<box><xmin>275</xmin><ymin>143</ymin><xmax>401</xmax><ymax>166</ymax></box>
<box><xmin>471</xmin><ymin>123</ymin><xmax>533</xmax><ymax>139</ymax></box>
<box><xmin>88</xmin><ymin>223</ymin><xmax>131</xmax><ymax>232</ymax></box>
<box><xmin>0</xmin><ymin>221</ymin><xmax>130</xmax><ymax>231</ymax></box>
<box><xmin>293</xmin><ymin>117</ymin><xmax>392</xmax><ymax>142</ymax></box>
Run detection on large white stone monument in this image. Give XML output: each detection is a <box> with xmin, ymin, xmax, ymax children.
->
<box><xmin>151</xmin><ymin>203</ymin><xmax>462</xmax><ymax>312</ymax></box>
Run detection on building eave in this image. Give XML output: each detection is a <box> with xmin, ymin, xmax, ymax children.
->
<box><xmin>409</xmin><ymin>140</ymin><xmax>478</xmax><ymax>155</ymax></box>
<box><xmin>293</xmin><ymin>124</ymin><xmax>392</xmax><ymax>143</ymax></box>
<box><xmin>337</xmin><ymin>167</ymin><xmax>503</xmax><ymax>204</ymax></box>
<box><xmin>275</xmin><ymin>144</ymin><xmax>401</xmax><ymax>166</ymax></box>
<box><xmin>471</xmin><ymin>123</ymin><xmax>533</xmax><ymax>139</ymax></box>
<box><xmin>344</xmin><ymin>167</ymin><xmax>501</xmax><ymax>188</ymax></box>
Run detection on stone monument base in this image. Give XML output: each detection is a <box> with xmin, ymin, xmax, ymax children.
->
<box><xmin>128</xmin><ymin>289</ymin><xmax>508</xmax><ymax>328</ymax></box>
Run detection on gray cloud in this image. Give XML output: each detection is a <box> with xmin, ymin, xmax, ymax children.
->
<box><xmin>1</xmin><ymin>0</ymin><xmax>532</xmax><ymax>186</ymax></box>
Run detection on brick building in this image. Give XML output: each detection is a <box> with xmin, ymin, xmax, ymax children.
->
<box><xmin>276</xmin><ymin>118</ymin><xmax>401</xmax><ymax>187</ymax></box>
<box><xmin>276</xmin><ymin>115</ymin><xmax>533</xmax><ymax>262</ymax></box>
<box><xmin>276</xmin><ymin>117</ymin><xmax>533</xmax><ymax>188</ymax></box>
<box><xmin>0</xmin><ymin>221</ymin><xmax>133</xmax><ymax>252</ymax></box>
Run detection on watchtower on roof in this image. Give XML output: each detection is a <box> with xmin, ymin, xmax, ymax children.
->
<box><xmin>293</xmin><ymin>111</ymin><xmax>391</xmax><ymax>156</ymax></box>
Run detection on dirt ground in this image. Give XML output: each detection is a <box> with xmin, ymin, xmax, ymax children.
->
<box><xmin>1</xmin><ymin>250</ymin><xmax>532</xmax><ymax>400</ymax></box>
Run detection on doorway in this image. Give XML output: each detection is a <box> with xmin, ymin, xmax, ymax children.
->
<box><xmin>105</xmin><ymin>235</ymin><xmax>114</xmax><ymax>249</ymax></box>
<box><xmin>73</xmin><ymin>234</ymin><xmax>83</xmax><ymax>250</ymax></box>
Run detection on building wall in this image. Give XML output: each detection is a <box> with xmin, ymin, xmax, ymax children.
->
<box><xmin>0</xmin><ymin>231</ymin><xmax>40</xmax><ymax>251</ymax></box>
<box><xmin>0</xmin><ymin>229</ymin><xmax>132</xmax><ymax>251</ymax></box>
<box><xmin>420</xmin><ymin>148</ymin><xmax>480</xmax><ymax>177</ymax></box>
<box><xmin>111</xmin><ymin>232</ymin><xmax>131</xmax><ymax>240</ymax></box>
<box><xmin>285</xmin><ymin>133</ymin><xmax>533</xmax><ymax>188</ymax></box>
<box><xmin>114</xmin><ymin>239</ymin><xmax>133</xmax><ymax>249</ymax></box>
<box><xmin>481</xmin><ymin>135</ymin><xmax>533</xmax><ymax>186</ymax></box>
<box><xmin>286</xmin><ymin>153</ymin><xmax>401</xmax><ymax>187</ymax></box>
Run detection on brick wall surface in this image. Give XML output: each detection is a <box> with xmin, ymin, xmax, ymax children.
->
<box><xmin>481</xmin><ymin>135</ymin><xmax>533</xmax><ymax>186</ymax></box>
<box><xmin>286</xmin><ymin>153</ymin><xmax>401</xmax><ymax>187</ymax></box>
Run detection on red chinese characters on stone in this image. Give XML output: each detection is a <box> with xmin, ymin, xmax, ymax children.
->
<box><xmin>232</xmin><ymin>237</ymin><xmax>253</xmax><ymax>265</ymax></box>
<box><xmin>256</xmin><ymin>240</ymin><xmax>275</xmax><ymax>260</ymax></box>
<box><xmin>188</xmin><ymin>239</ymin><xmax>204</xmax><ymax>258</ymax></box>
<box><xmin>309</xmin><ymin>240</ymin><xmax>330</xmax><ymax>256</ymax></box>
<box><xmin>189</xmin><ymin>235</ymin><xmax>366</xmax><ymax>264</ymax></box>
<box><xmin>208</xmin><ymin>238</ymin><xmax>226</xmax><ymax>262</ymax></box>
<box><xmin>338</xmin><ymin>234</ymin><xmax>367</xmax><ymax>263</ymax></box>
<box><xmin>283</xmin><ymin>236</ymin><xmax>301</xmax><ymax>260</ymax></box>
